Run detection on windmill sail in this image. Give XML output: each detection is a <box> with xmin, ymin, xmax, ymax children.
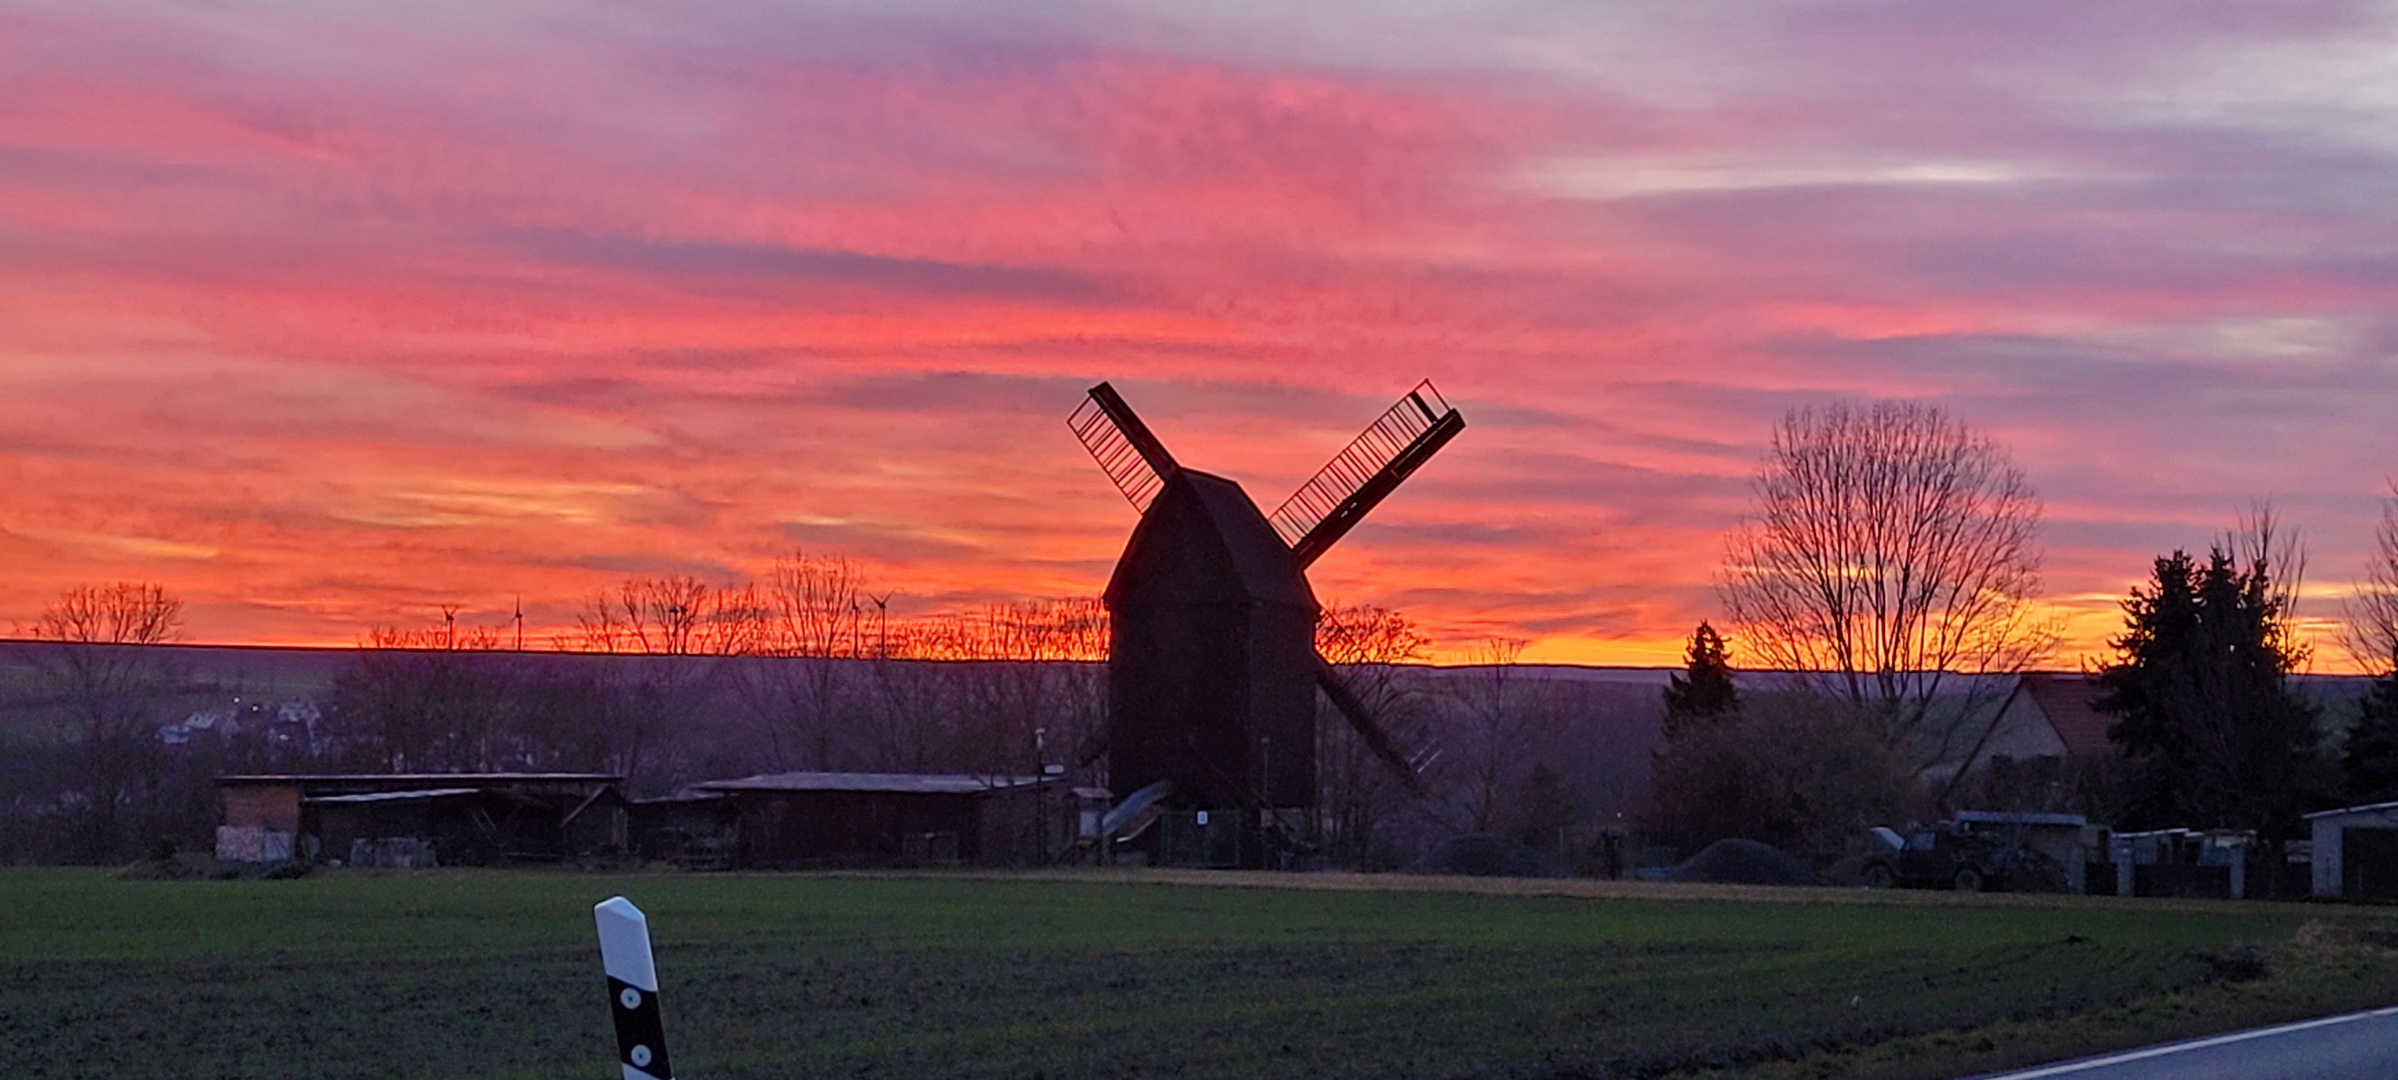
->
<box><xmin>1270</xmin><ymin>381</ymin><xmax>1466</xmax><ymax>567</ymax></box>
<box><xmin>1069</xmin><ymin>383</ymin><xmax>1179</xmax><ymax>512</ymax></box>
<box><xmin>1313</xmin><ymin>657</ymin><xmax>1432</xmax><ymax>795</ymax></box>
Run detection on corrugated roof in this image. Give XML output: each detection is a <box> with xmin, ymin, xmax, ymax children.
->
<box><xmin>1955</xmin><ymin>810</ymin><xmax>2087</xmax><ymax>828</ymax></box>
<box><xmin>2020</xmin><ymin>673</ymin><xmax>2116</xmax><ymax>760</ymax></box>
<box><xmin>306</xmin><ymin>788</ymin><xmax>482</xmax><ymax>804</ymax></box>
<box><xmin>219</xmin><ymin>772</ymin><xmax>622</xmax><ymax>783</ymax></box>
<box><xmin>693</xmin><ymin>771</ymin><xmax>1050</xmax><ymax>795</ymax></box>
<box><xmin>2306</xmin><ymin>800</ymin><xmax>2398</xmax><ymax>820</ymax></box>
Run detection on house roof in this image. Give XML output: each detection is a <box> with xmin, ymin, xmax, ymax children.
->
<box><xmin>693</xmin><ymin>771</ymin><xmax>1053</xmax><ymax>795</ymax></box>
<box><xmin>2019</xmin><ymin>673</ymin><xmax>2116</xmax><ymax>760</ymax></box>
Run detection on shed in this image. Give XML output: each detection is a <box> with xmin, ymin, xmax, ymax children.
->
<box><xmin>215</xmin><ymin>773</ymin><xmax>622</xmax><ymax>865</ymax></box>
<box><xmin>2307</xmin><ymin>800</ymin><xmax>2398</xmax><ymax>901</ymax></box>
<box><xmin>689</xmin><ymin>771</ymin><xmax>1094</xmax><ymax>869</ymax></box>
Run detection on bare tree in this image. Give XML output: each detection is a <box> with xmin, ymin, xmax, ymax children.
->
<box><xmin>1719</xmin><ymin>400</ymin><xmax>2056</xmax><ymax>768</ymax></box>
<box><xmin>574</xmin><ymin>575</ymin><xmax>754</xmax><ymax>657</ymax></box>
<box><xmin>1449</xmin><ymin>637</ymin><xmax>1544</xmax><ymax>833</ymax></box>
<box><xmin>2230</xmin><ymin>502</ymin><xmax>2311</xmax><ymax>671</ymax></box>
<box><xmin>733</xmin><ymin>550</ymin><xmax>869</xmax><ymax>768</ymax></box>
<box><xmin>333</xmin><ymin>614</ymin><xmax>518</xmax><ymax>772</ymax></box>
<box><xmin>565</xmin><ymin>576</ymin><xmax>750</xmax><ymax>785</ymax></box>
<box><xmin>910</xmin><ymin>599</ymin><xmax>1109</xmax><ymax>778</ymax></box>
<box><xmin>1315</xmin><ymin>603</ymin><xmax>1430</xmax><ymax>866</ymax></box>
<box><xmin>37</xmin><ymin>582</ymin><xmax>184</xmax><ymax>646</ymax></box>
<box><xmin>28</xmin><ymin>583</ymin><xmax>186</xmax><ymax>861</ymax></box>
<box><xmin>2345</xmin><ymin>485</ymin><xmax>2398</xmax><ymax>675</ymax></box>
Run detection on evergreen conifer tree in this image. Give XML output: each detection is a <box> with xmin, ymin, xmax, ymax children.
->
<box><xmin>1663</xmin><ymin>622</ymin><xmax>1739</xmax><ymax>741</ymax></box>
<box><xmin>2342</xmin><ymin>654</ymin><xmax>2398</xmax><ymax>803</ymax></box>
<box><xmin>2096</xmin><ymin>549</ymin><xmax>2320</xmax><ymax>835</ymax></box>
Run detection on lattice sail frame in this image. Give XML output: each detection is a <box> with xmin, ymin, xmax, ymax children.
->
<box><xmin>1269</xmin><ymin>381</ymin><xmax>1464</xmax><ymax>567</ymax></box>
<box><xmin>1269</xmin><ymin>381</ymin><xmax>1449</xmax><ymax>544</ymax></box>
<box><xmin>1069</xmin><ymin>386</ymin><xmax>1173</xmax><ymax>511</ymax></box>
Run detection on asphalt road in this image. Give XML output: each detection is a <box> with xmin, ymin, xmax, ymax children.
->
<box><xmin>1967</xmin><ymin>1006</ymin><xmax>2398</xmax><ymax>1079</ymax></box>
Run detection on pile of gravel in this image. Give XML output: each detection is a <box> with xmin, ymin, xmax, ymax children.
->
<box><xmin>1666</xmin><ymin>839</ymin><xmax>1819</xmax><ymax>886</ymax></box>
<box><xmin>1409</xmin><ymin>833</ymin><xmax>1568</xmax><ymax>878</ymax></box>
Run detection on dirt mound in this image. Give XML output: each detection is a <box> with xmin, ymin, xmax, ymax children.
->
<box><xmin>1410</xmin><ymin>833</ymin><xmax>1569</xmax><ymax>878</ymax></box>
<box><xmin>1667</xmin><ymin>839</ymin><xmax>1819</xmax><ymax>886</ymax></box>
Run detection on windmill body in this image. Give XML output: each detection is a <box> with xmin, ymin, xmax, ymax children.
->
<box><xmin>1069</xmin><ymin>380</ymin><xmax>1464</xmax><ymax>838</ymax></box>
<box><xmin>1103</xmin><ymin>469</ymin><xmax>1320</xmax><ymax>809</ymax></box>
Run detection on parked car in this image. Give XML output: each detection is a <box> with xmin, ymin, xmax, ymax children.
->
<box><xmin>1860</xmin><ymin>825</ymin><xmax>2040</xmax><ymax>892</ymax></box>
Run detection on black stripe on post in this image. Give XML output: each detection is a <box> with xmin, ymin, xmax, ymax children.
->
<box><xmin>607</xmin><ymin>975</ymin><xmax>673</xmax><ymax>1079</ymax></box>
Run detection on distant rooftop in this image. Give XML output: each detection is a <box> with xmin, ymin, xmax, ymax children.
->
<box><xmin>2019</xmin><ymin>673</ymin><xmax>2115</xmax><ymax>760</ymax></box>
<box><xmin>218</xmin><ymin>773</ymin><xmax>623</xmax><ymax>784</ymax></box>
<box><xmin>306</xmin><ymin>788</ymin><xmax>483</xmax><ymax>804</ymax></box>
<box><xmin>693</xmin><ymin>771</ymin><xmax>1053</xmax><ymax>795</ymax></box>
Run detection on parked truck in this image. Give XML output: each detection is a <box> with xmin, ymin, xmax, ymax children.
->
<box><xmin>1860</xmin><ymin>821</ymin><xmax>2063</xmax><ymax>892</ymax></box>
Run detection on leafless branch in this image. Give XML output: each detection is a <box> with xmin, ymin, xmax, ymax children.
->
<box><xmin>2344</xmin><ymin>485</ymin><xmax>2398</xmax><ymax>676</ymax></box>
<box><xmin>1717</xmin><ymin>400</ymin><xmax>2057</xmax><ymax>767</ymax></box>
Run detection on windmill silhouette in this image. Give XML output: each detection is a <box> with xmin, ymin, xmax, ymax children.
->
<box><xmin>1069</xmin><ymin>381</ymin><xmax>1465</xmax><ymax>834</ymax></box>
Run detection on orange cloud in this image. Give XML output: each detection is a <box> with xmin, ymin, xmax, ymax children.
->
<box><xmin>3</xmin><ymin>1</ymin><xmax>2396</xmax><ymax>670</ymax></box>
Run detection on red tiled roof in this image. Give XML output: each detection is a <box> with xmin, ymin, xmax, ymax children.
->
<box><xmin>2020</xmin><ymin>673</ymin><xmax>2117</xmax><ymax>760</ymax></box>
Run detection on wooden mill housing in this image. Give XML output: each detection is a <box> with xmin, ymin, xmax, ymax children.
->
<box><xmin>1105</xmin><ymin>469</ymin><xmax>1321</xmax><ymax>809</ymax></box>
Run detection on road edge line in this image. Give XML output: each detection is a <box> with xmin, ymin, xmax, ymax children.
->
<box><xmin>1968</xmin><ymin>1004</ymin><xmax>2398</xmax><ymax>1079</ymax></box>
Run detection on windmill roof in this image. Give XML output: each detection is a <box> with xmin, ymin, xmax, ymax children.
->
<box><xmin>1104</xmin><ymin>469</ymin><xmax>1317</xmax><ymax>611</ymax></box>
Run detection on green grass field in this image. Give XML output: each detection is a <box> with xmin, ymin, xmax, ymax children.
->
<box><xmin>6</xmin><ymin>868</ymin><xmax>2398</xmax><ymax>1080</ymax></box>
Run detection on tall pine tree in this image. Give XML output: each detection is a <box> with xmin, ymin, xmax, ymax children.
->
<box><xmin>1663</xmin><ymin>622</ymin><xmax>1739</xmax><ymax>741</ymax></box>
<box><xmin>2342</xmin><ymin>653</ymin><xmax>2398</xmax><ymax>803</ymax></box>
<box><xmin>2096</xmin><ymin>549</ymin><xmax>2320</xmax><ymax>836</ymax></box>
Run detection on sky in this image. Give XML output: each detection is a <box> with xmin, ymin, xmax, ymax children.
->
<box><xmin>3</xmin><ymin>0</ymin><xmax>2397</xmax><ymax>666</ymax></box>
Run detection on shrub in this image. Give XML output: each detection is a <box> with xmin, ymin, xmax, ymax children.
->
<box><xmin>1642</xmin><ymin>692</ymin><xmax>1917</xmax><ymax>865</ymax></box>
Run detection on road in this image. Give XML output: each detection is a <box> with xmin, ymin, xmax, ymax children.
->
<box><xmin>1968</xmin><ymin>1006</ymin><xmax>2398</xmax><ymax>1079</ymax></box>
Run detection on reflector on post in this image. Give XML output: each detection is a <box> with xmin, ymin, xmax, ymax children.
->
<box><xmin>595</xmin><ymin>896</ymin><xmax>674</xmax><ymax>1080</ymax></box>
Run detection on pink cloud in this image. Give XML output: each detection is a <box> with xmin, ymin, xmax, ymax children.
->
<box><xmin>3</xmin><ymin>1</ymin><xmax>2396</xmax><ymax>666</ymax></box>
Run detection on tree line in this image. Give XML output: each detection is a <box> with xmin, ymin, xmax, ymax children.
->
<box><xmin>3</xmin><ymin>561</ymin><xmax>1631</xmax><ymax>870</ymax></box>
<box><xmin>22</xmin><ymin>397</ymin><xmax>2398</xmax><ymax>873</ymax></box>
<box><xmin>1649</xmin><ymin>398</ymin><xmax>2398</xmax><ymax>870</ymax></box>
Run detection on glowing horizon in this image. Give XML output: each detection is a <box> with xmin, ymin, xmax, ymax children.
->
<box><xmin>4</xmin><ymin>1</ymin><xmax>2397</xmax><ymax>671</ymax></box>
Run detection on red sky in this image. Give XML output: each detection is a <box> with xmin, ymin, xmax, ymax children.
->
<box><xmin>4</xmin><ymin>1</ymin><xmax>2397</xmax><ymax>667</ymax></box>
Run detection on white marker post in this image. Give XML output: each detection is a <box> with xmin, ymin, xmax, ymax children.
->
<box><xmin>595</xmin><ymin>896</ymin><xmax>675</xmax><ymax>1080</ymax></box>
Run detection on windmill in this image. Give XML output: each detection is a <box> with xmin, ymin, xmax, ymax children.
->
<box><xmin>1068</xmin><ymin>380</ymin><xmax>1465</xmax><ymax>833</ymax></box>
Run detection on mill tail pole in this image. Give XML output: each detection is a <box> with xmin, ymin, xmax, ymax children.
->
<box><xmin>595</xmin><ymin>896</ymin><xmax>675</xmax><ymax>1080</ymax></box>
